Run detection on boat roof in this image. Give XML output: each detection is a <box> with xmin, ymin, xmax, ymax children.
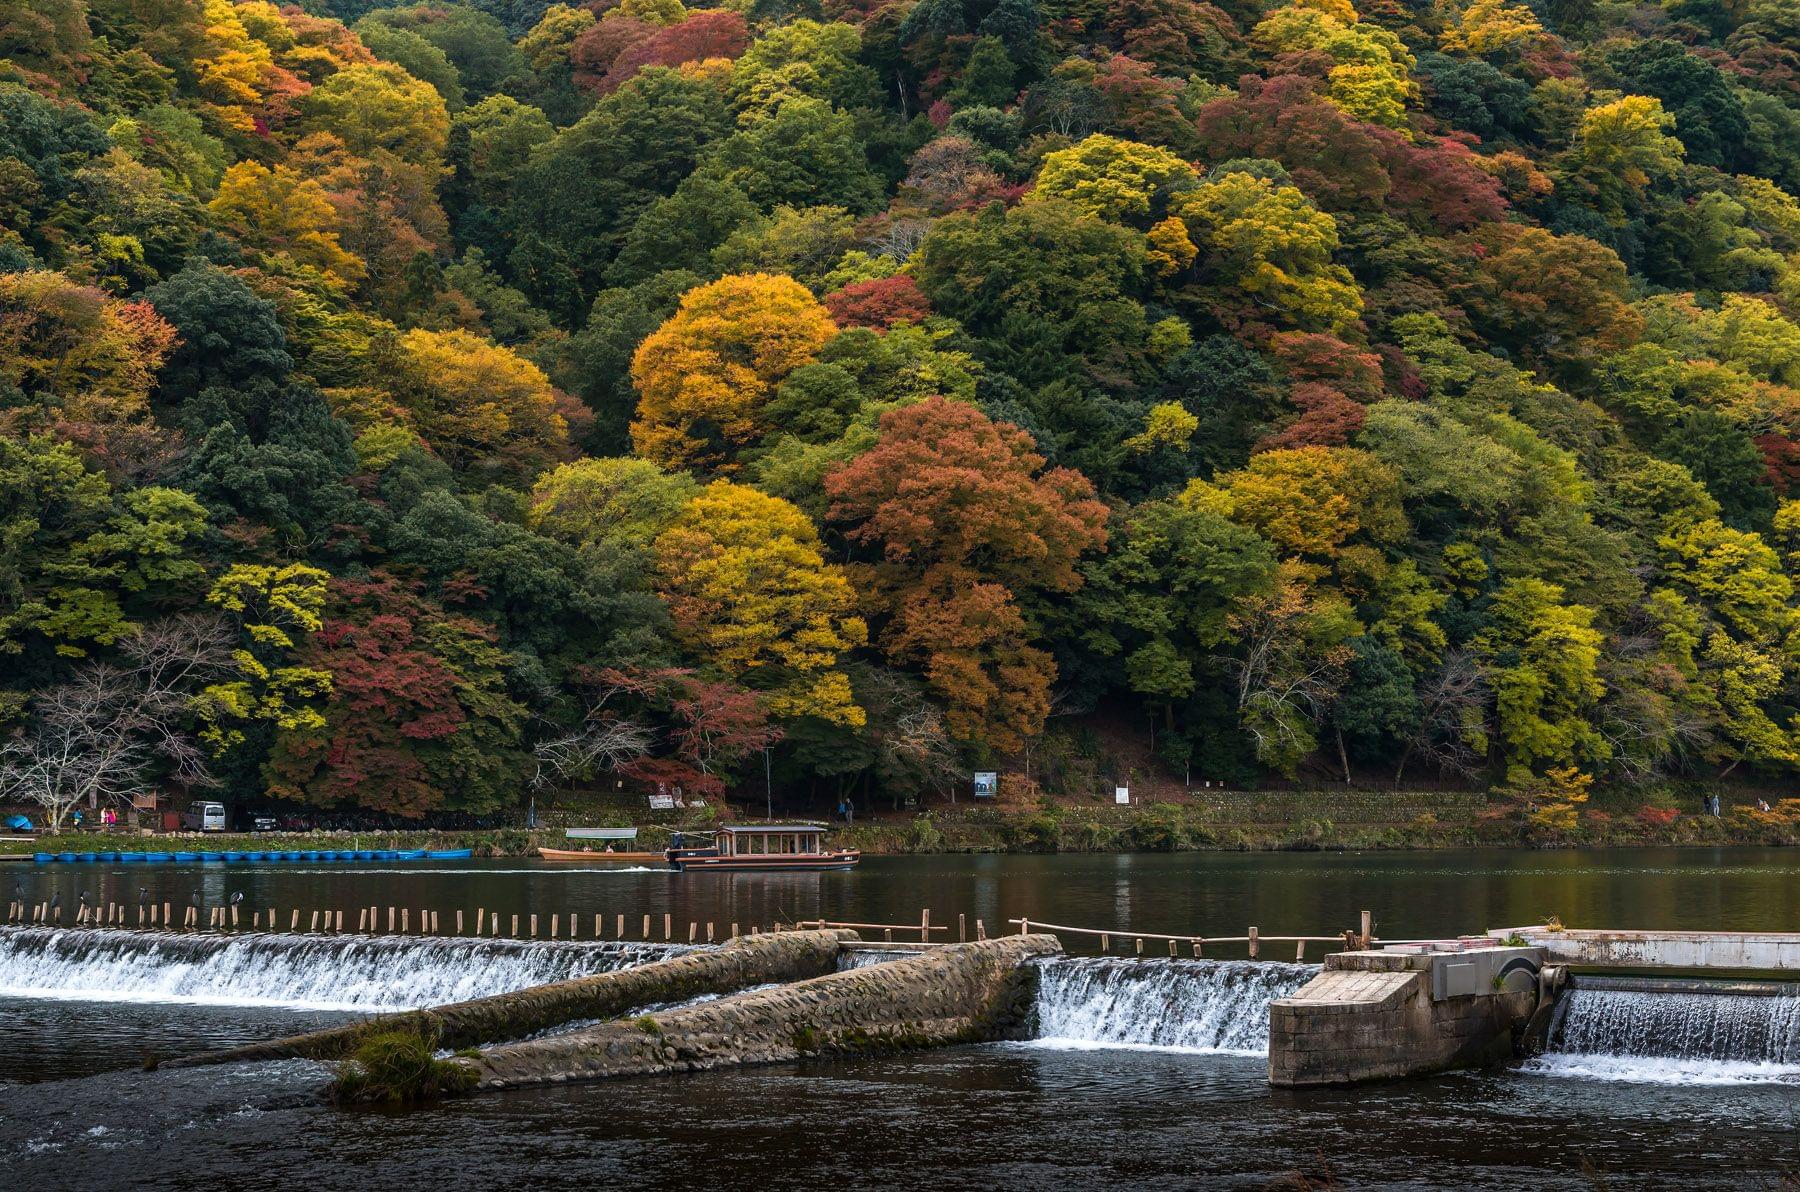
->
<box><xmin>566</xmin><ymin>827</ymin><xmax>638</xmax><ymax>840</ymax></box>
<box><xmin>717</xmin><ymin>823</ymin><xmax>827</xmax><ymax>834</ymax></box>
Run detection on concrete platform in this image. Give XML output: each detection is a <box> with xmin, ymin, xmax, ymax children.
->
<box><xmin>1488</xmin><ymin>927</ymin><xmax>1800</xmax><ymax>972</ymax></box>
<box><xmin>1268</xmin><ymin>947</ymin><xmax>1543</xmax><ymax>1087</ymax></box>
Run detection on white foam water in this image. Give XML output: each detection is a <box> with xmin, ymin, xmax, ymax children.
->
<box><xmin>1527</xmin><ymin>987</ymin><xmax>1800</xmax><ymax>1086</ymax></box>
<box><xmin>0</xmin><ymin>926</ymin><xmax>686</xmax><ymax>1012</ymax></box>
<box><xmin>1029</xmin><ymin>957</ymin><xmax>1315</xmax><ymax>1054</ymax></box>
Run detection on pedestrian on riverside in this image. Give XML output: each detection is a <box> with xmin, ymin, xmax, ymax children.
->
<box><xmin>844</xmin><ymin>798</ymin><xmax>855</xmax><ymax>826</ymax></box>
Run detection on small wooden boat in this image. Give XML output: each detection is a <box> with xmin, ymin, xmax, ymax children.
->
<box><xmin>540</xmin><ymin>826</ymin><xmax>662</xmax><ymax>864</ymax></box>
<box><xmin>536</xmin><ymin>847</ymin><xmax>666</xmax><ymax>863</ymax></box>
<box><xmin>667</xmin><ymin>824</ymin><xmax>859</xmax><ymax>873</ymax></box>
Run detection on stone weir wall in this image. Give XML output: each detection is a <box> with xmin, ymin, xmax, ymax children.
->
<box><xmin>168</xmin><ymin>930</ymin><xmax>854</xmax><ymax>1067</ymax></box>
<box><xmin>466</xmin><ymin>934</ymin><xmax>1063</xmax><ymax>1091</ymax></box>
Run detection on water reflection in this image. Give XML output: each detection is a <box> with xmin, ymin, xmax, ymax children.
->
<box><xmin>6</xmin><ymin>848</ymin><xmax>1796</xmax><ymax>950</ymax></box>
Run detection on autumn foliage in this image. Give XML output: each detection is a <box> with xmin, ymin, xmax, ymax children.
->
<box><xmin>7</xmin><ymin>0</ymin><xmax>1800</xmax><ymax>827</ymax></box>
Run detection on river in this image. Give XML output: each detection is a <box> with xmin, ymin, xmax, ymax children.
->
<box><xmin>0</xmin><ymin>848</ymin><xmax>1794</xmax><ymax>1188</ymax></box>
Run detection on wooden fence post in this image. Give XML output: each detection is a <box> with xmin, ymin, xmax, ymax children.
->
<box><xmin>1248</xmin><ymin>926</ymin><xmax>1259</xmax><ymax>959</ymax></box>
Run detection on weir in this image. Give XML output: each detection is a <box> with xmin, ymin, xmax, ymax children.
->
<box><xmin>0</xmin><ymin>926</ymin><xmax>675</xmax><ymax>1011</ymax></box>
<box><xmin>466</xmin><ymin>933</ymin><xmax>1061</xmax><ymax>1092</ymax></box>
<box><xmin>1533</xmin><ymin>979</ymin><xmax>1800</xmax><ymax>1080</ymax></box>
<box><xmin>171</xmin><ymin>928</ymin><xmax>853</xmax><ymax>1066</ymax></box>
<box><xmin>9</xmin><ymin>918</ymin><xmax>1794</xmax><ymax>1096</ymax></box>
<box><xmin>1031</xmin><ymin>957</ymin><xmax>1313</xmax><ymax>1052</ymax></box>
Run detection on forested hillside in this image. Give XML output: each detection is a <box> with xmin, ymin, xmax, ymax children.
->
<box><xmin>5</xmin><ymin>0</ymin><xmax>1800</xmax><ymax>824</ymax></box>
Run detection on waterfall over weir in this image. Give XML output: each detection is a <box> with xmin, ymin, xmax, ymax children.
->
<box><xmin>1030</xmin><ymin>957</ymin><xmax>1315</xmax><ymax>1054</ymax></box>
<box><xmin>0</xmin><ymin>927</ymin><xmax>687</xmax><ymax>1012</ymax></box>
<box><xmin>1529</xmin><ymin>982</ymin><xmax>1800</xmax><ymax>1085</ymax></box>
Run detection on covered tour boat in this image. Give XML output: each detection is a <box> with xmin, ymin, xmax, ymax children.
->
<box><xmin>666</xmin><ymin>824</ymin><xmax>859</xmax><ymax>872</ymax></box>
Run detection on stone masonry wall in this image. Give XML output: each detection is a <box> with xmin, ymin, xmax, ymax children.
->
<box><xmin>170</xmin><ymin>929</ymin><xmax>854</xmax><ymax>1067</ymax></box>
<box><xmin>468</xmin><ymin>934</ymin><xmax>1063</xmax><ymax>1090</ymax></box>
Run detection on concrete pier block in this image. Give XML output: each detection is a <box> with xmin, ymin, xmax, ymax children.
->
<box><xmin>1268</xmin><ymin>947</ymin><xmax>1543</xmax><ymax>1087</ymax></box>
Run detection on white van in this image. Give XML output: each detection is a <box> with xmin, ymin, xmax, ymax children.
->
<box><xmin>183</xmin><ymin>801</ymin><xmax>227</xmax><ymax>832</ymax></box>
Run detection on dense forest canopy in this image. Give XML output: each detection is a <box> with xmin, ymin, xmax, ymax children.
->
<box><xmin>5</xmin><ymin>0</ymin><xmax>1800</xmax><ymax>823</ymax></box>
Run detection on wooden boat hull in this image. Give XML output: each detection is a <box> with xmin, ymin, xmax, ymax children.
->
<box><xmin>668</xmin><ymin>851</ymin><xmax>860</xmax><ymax>873</ymax></box>
<box><xmin>536</xmin><ymin>847</ymin><xmax>666</xmax><ymax>863</ymax></box>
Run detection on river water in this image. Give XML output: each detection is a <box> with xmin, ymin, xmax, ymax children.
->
<box><xmin>0</xmin><ymin>848</ymin><xmax>1794</xmax><ymax>1188</ymax></box>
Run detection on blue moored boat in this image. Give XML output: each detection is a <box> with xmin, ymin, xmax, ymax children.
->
<box><xmin>76</xmin><ymin>852</ymin><xmax>97</xmax><ymax>863</ymax></box>
<box><xmin>98</xmin><ymin>851</ymin><xmax>118</xmax><ymax>862</ymax></box>
<box><xmin>172</xmin><ymin>851</ymin><xmax>200</xmax><ymax>862</ymax></box>
<box><xmin>355</xmin><ymin>850</ymin><xmax>375</xmax><ymax>861</ymax></box>
<box><xmin>118</xmin><ymin>852</ymin><xmax>144</xmax><ymax>863</ymax></box>
<box><xmin>56</xmin><ymin>852</ymin><xmax>76</xmax><ymax>863</ymax></box>
<box><xmin>200</xmin><ymin>852</ymin><xmax>224</xmax><ymax>862</ymax></box>
<box><xmin>425</xmin><ymin>848</ymin><xmax>472</xmax><ymax>860</ymax></box>
<box><xmin>375</xmin><ymin>850</ymin><xmax>398</xmax><ymax>861</ymax></box>
<box><xmin>224</xmin><ymin>851</ymin><xmax>244</xmax><ymax>863</ymax></box>
<box><xmin>144</xmin><ymin>852</ymin><xmax>171</xmax><ymax>862</ymax></box>
<box><xmin>33</xmin><ymin>852</ymin><xmax>52</xmax><ymax>863</ymax></box>
<box><xmin>242</xmin><ymin>851</ymin><xmax>264</xmax><ymax>862</ymax></box>
<box><xmin>397</xmin><ymin>849</ymin><xmax>427</xmax><ymax>861</ymax></box>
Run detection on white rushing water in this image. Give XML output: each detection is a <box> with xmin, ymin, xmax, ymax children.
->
<box><xmin>1029</xmin><ymin>957</ymin><xmax>1315</xmax><ymax>1054</ymax></box>
<box><xmin>1524</xmin><ymin>986</ymin><xmax>1800</xmax><ymax>1086</ymax></box>
<box><xmin>0</xmin><ymin>927</ymin><xmax>687</xmax><ymax>1012</ymax></box>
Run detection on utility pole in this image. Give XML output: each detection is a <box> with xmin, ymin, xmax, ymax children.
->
<box><xmin>765</xmin><ymin>747</ymin><xmax>773</xmax><ymax>822</ymax></box>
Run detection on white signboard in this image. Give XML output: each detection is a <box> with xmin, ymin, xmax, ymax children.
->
<box><xmin>1115</xmin><ymin>786</ymin><xmax>1130</xmax><ymax>805</ymax></box>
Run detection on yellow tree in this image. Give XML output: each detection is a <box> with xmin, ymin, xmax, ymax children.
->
<box><xmin>1575</xmin><ymin>96</ymin><xmax>1685</xmax><ymax>218</ymax></box>
<box><xmin>300</xmin><ymin>61</ymin><xmax>450</xmax><ymax>170</ymax></box>
<box><xmin>654</xmin><ymin>481</ymin><xmax>866</xmax><ymax>725</ymax></box>
<box><xmin>1253</xmin><ymin>1</ymin><xmax>1417</xmax><ymax>130</ymax></box>
<box><xmin>1174</xmin><ymin>172</ymin><xmax>1363</xmax><ymax>331</ymax></box>
<box><xmin>195</xmin><ymin>563</ymin><xmax>333</xmax><ymax>753</ymax></box>
<box><xmin>387</xmin><ymin>329</ymin><xmax>572</xmax><ymax>480</ymax></box>
<box><xmin>208</xmin><ymin>161</ymin><xmax>365</xmax><ymax>290</ymax></box>
<box><xmin>0</xmin><ymin>271</ymin><xmax>176</xmax><ymax>470</ymax></box>
<box><xmin>1027</xmin><ymin>134</ymin><xmax>1196</xmax><ymax>225</ymax></box>
<box><xmin>1437</xmin><ymin>0</ymin><xmax>1545</xmax><ymax>59</ymax></box>
<box><xmin>630</xmin><ymin>274</ymin><xmax>838</xmax><ymax>472</ymax></box>
<box><xmin>193</xmin><ymin>0</ymin><xmax>306</xmax><ymax>138</ymax></box>
<box><xmin>1187</xmin><ymin>446</ymin><xmax>1405</xmax><ymax>562</ymax></box>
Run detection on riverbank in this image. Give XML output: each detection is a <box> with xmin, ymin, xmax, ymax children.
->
<box><xmin>833</xmin><ymin>789</ymin><xmax>1800</xmax><ymax>853</ymax></box>
<box><xmin>4</xmin><ymin>787</ymin><xmax>1794</xmax><ymax>859</ymax></box>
